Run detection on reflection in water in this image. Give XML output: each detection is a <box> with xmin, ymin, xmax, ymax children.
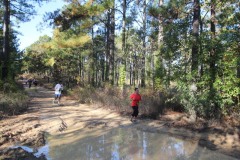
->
<box><xmin>48</xmin><ymin>127</ymin><xmax>237</xmax><ymax>160</ymax></box>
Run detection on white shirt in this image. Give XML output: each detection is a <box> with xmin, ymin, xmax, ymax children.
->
<box><xmin>55</xmin><ymin>83</ymin><xmax>63</xmax><ymax>94</ymax></box>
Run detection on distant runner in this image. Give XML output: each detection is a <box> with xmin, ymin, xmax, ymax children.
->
<box><xmin>130</xmin><ymin>87</ymin><xmax>141</xmax><ymax>122</ymax></box>
<box><xmin>33</xmin><ymin>78</ymin><xmax>38</xmax><ymax>87</ymax></box>
<box><xmin>27</xmin><ymin>78</ymin><xmax>33</xmax><ymax>88</ymax></box>
<box><xmin>53</xmin><ymin>81</ymin><xmax>63</xmax><ymax>105</ymax></box>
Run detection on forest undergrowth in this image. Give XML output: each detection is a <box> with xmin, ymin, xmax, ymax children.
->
<box><xmin>68</xmin><ymin>84</ymin><xmax>240</xmax><ymax>130</ymax></box>
<box><xmin>0</xmin><ymin>80</ymin><xmax>29</xmax><ymax>119</ymax></box>
<box><xmin>1</xmin><ymin>75</ymin><xmax>239</xmax><ymax>131</ymax></box>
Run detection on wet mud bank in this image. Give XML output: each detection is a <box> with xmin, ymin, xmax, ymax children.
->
<box><xmin>134</xmin><ymin>120</ymin><xmax>240</xmax><ymax>159</ymax></box>
<box><xmin>0</xmin><ymin>131</ymin><xmax>47</xmax><ymax>160</ymax></box>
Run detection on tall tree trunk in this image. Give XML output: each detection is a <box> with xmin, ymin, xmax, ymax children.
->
<box><xmin>109</xmin><ymin>1</ymin><xmax>115</xmax><ymax>85</ymax></box>
<box><xmin>122</xmin><ymin>0</ymin><xmax>127</xmax><ymax>86</ymax></box>
<box><xmin>237</xmin><ymin>26</ymin><xmax>240</xmax><ymax>78</ymax></box>
<box><xmin>190</xmin><ymin>1</ymin><xmax>200</xmax><ymax>121</ymax></box>
<box><xmin>237</xmin><ymin>26</ymin><xmax>240</xmax><ymax>105</ymax></box>
<box><xmin>150</xmin><ymin>38</ymin><xmax>154</xmax><ymax>87</ymax></box>
<box><xmin>122</xmin><ymin>0</ymin><xmax>126</xmax><ymax>53</ymax></box>
<box><xmin>90</xmin><ymin>1</ymin><xmax>98</xmax><ymax>86</ymax></box>
<box><xmin>199</xmin><ymin>13</ymin><xmax>204</xmax><ymax>77</ymax></box>
<box><xmin>129</xmin><ymin>54</ymin><xmax>132</xmax><ymax>85</ymax></box>
<box><xmin>82</xmin><ymin>56</ymin><xmax>85</xmax><ymax>85</ymax></box>
<box><xmin>105</xmin><ymin>11</ymin><xmax>110</xmax><ymax>82</ymax></box>
<box><xmin>154</xmin><ymin>0</ymin><xmax>164</xmax><ymax>89</ymax></box>
<box><xmin>116</xmin><ymin>62</ymin><xmax>119</xmax><ymax>86</ymax></box>
<box><xmin>158</xmin><ymin>0</ymin><xmax>163</xmax><ymax>46</ymax></box>
<box><xmin>77</xmin><ymin>55</ymin><xmax>84</xmax><ymax>86</ymax></box>
<box><xmin>2</xmin><ymin>0</ymin><xmax>10</xmax><ymax>80</ymax></box>
<box><xmin>101</xmin><ymin>56</ymin><xmax>105</xmax><ymax>84</ymax></box>
<box><xmin>210</xmin><ymin>0</ymin><xmax>216</xmax><ymax>92</ymax></box>
<box><xmin>133</xmin><ymin>50</ymin><xmax>136</xmax><ymax>86</ymax></box>
<box><xmin>91</xmin><ymin>14</ymin><xmax>95</xmax><ymax>86</ymax></box>
<box><xmin>141</xmin><ymin>0</ymin><xmax>146</xmax><ymax>87</ymax></box>
<box><xmin>191</xmin><ymin>0</ymin><xmax>200</xmax><ymax>74</ymax></box>
<box><xmin>209</xmin><ymin>0</ymin><xmax>220</xmax><ymax>118</ymax></box>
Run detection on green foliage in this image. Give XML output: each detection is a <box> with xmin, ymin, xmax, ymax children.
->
<box><xmin>21</xmin><ymin>0</ymin><xmax>240</xmax><ymax>120</ymax></box>
<box><xmin>9</xmin><ymin>0</ymin><xmax>47</xmax><ymax>22</ymax></box>
<box><xmin>174</xmin><ymin>79</ymin><xmax>204</xmax><ymax>117</ymax></box>
<box><xmin>214</xmin><ymin>51</ymin><xmax>240</xmax><ymax>114</ymax></box>
<box><xmin>1</xmin><ymin>0</ymin><xmax>50</xmax><ymax>81</ymax></box>
<box><xmin>119</xmin><ymin>65</ymin><xmax>126</xmax><ymax>87</ymax></box>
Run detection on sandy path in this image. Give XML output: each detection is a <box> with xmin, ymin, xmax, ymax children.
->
<box><xmin>0</xmin><ymin>85</ymin><xmax>240</xmax><ymax>159</ymax></box>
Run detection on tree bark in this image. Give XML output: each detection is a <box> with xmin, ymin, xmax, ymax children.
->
<box><xmin>122</xmin><ymin>0</ymin><xmax>127</xmax><ymax>86</ymax></box>
<box><xmin>2</xmin><ymin>0</ymin><xmax>10</xmax><ymax>80</ymax></box>
<box><xmin>237</xmin><ymin>26</ymin><xmax>240</xmax><ymax>79</ymax></box>
<box><xmin>210</xmin><ymin>0</ymin><xmax>216</xmax><ymax>92</ymax></box>
<box><xmin>191</xmin><ymin>0</ymin><xmax>200</xmax><ymax>74</ymax></box>
<box><xmin>199</xmin><ymin>12</ymin><xmax>203</xmax><ymax>77</ymax></box>
<box><xmin>158</xmin><ymin>0</ymin><xmax>163</xmax><ymax>46</ymax></box>
<box><xmin>141</xmin><ymin>0</ymin><xmax>146</xmax><ymax>87</ymax></box>
<box><xmin>109</xmin><ymin>2</ymin><xmax>115</xmax><ymax>85</ymax></box>
<box><xmin>105</xmin><ymin>11</ymin><xmax>110</xmax><ymax>82</ymax></box>
<box><xmin>122</xmin><ymin>0</ymin><xmax>126</xmax><ymax>52</ymax></box>
<box><xmin>154</xmin><ymin>0</ymin><xmax>164</xmax><ymax>89</ymax></box>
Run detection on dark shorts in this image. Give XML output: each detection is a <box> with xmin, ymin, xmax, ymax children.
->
<box><xmin>55</xmin><ymin>93</ymin><xmax>61</xmax><ymax>98</ymax></box>
<box><xmin>131</xmin><ymin>106</ymin><xmax>139</xmax><ymax>117</ymax></box>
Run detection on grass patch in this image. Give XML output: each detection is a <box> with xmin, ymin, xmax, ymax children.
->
<box><xmin>0</xmin><ymin>81</ymin><xmax>29</xmax><ymax>119</ymax></box>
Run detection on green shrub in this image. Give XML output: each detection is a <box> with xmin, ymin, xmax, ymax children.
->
<box><xmin>171</xmin><ymin>80</ymin><xmax>224</xmax><ymax>119</ymax></box>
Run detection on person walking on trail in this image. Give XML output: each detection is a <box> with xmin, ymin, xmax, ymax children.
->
<box><xmin>33</xmin><ymin>78</ymin><xmax>38</xmax><ymax>87</ymax></box>
<box><xmin>130</xmin><ymin>87</ymin><xmax>141</xmax><ymax>122</ymax></box>
<box><xmin>27</xmin><ymin>78</ymin><xmax>33</xmax><ymax>88</ymax></box>
<box><xmin>53</xmin><ymin>81</ymin><xmax>63</xmax><ymax>105</ymax></box>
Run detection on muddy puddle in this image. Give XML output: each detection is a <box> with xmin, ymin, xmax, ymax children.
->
<box><xmin>32</xmin><ymin>126</ymin><xmax>236</xmax><ymax>160</ymax></box>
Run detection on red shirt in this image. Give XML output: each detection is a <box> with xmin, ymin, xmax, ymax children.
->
<box><xmin>130</xmin><ymin>93</ymin><xmax>141</xmax><ymax>107</ymax></box>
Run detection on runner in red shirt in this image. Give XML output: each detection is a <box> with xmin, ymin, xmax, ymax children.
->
<box><xmin>130</xmin><ymin>88</ymin><xmax>141</xmax><ymax>122</ymax></box>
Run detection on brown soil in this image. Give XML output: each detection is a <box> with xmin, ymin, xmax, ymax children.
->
<box><xmin>0</xmin><ymin>84</ymin><xmax>239</xmax><ymax>159</ymax></box>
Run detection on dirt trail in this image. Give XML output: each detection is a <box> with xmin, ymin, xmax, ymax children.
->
<box><xmin>0</xmin><ymin>84</ymin><xmax>240</xmax><ymax>159</ymax></box>
<box><xmin>0</xmin><ymin>85</ymin><xmax>131</xmax><ymax>148</ymax></box>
